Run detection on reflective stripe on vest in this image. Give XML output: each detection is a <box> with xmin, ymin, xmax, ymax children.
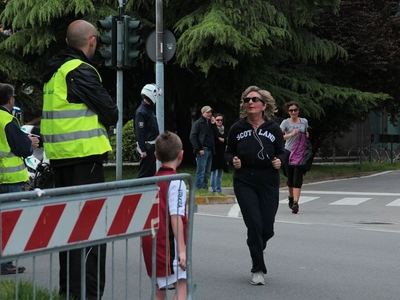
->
<box><xmin>41</xmin><ymin>59</ymin><xmax>112</xmax><ymax>159</ymax></box>
<box><xmin>0</xmin><ymin>110</ymin><xmax>29</xmax><ymax>183</ymax></box>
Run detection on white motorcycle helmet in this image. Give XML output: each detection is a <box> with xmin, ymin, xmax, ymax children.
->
<box><xmin>141</xmin><ymin>83</ymin><xmax>162</xmax><ymax>105</ymax></box>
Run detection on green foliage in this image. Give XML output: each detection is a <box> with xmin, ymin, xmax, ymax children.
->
<box><xmin>0</xmin><ymin>279</ymin><xmax>65</xmax><ymax>300</ymax></box>
<box><xmin>0</xmin><ymin>0</ymin><xmax>117</xmax><ymax>112</ymax></box>
<box><xmin>122</xmin><ymin>119</ymin><xmax>137</xmax><ymax>162</ymax></box>
<box><xmin>109</xmin><ymin>120</ymin><xmax>137</xmax><ymax>162</ymax></box>
<box><xmin>174</xmin><ymin>1</ymin><xmax>291</xmax><ymax>73</ymax></box>
<box><xmin>313</xmin><ymin>0</ymin><xmax>400</xmax><ymax>125</ymax></box>
<box><xmin>0</xmin><ymin>0</ymin><xmax>397</xmax><ymax>161</ymax></box>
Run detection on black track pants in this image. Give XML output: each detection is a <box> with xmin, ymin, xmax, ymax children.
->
<box><xmin>233</xmin><ymin>170</ymin><xmax>280</xmax><ymax>274</ymax></box>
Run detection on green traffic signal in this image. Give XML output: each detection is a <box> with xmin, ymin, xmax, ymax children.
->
<box><xmin>123</xmin><ymin>16</ymin><xmax>142</xmax><ymax>68</ymax></box>
<box><xmin>97</xmin><ymin>16</ymin><xmax>116</xmax><ymax>68</ymax></box>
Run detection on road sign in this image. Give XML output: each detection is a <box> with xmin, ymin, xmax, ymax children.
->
<box><xmin>145</xmin><ymin>29</ymin><xmax>176</xmax><ymax>63</ymax></box>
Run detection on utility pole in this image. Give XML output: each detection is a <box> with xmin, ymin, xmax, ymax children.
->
<box><xmin>98</xmin><ymin>0</ymin><xmax>144</xmax><ymax>180</ymax></box>
<box><xmin>115</xmin><ymin>0</ymin><xmax>126</xmax><ymax>180</ymax></box>
<box><xmin>155</xmin><ymin>0</ymin><xmax>164</xmax><ymax>170</ymax></box>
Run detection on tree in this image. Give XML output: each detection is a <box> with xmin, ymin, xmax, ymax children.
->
<box><xmin>0</xmin><ymin>0</ymin><xmax>117</xmax><ymax>117</ymax></box>
<box><xmin>0</xmin><ymin>0</ymin><xmax>394</xmax><ymax>163</ymax></box>
<box><xmin>313</xmin><ymin>0</ymin><xmax>400</xmax><ymax>124</ymax></box>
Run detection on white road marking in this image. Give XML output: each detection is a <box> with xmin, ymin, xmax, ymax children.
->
<box><xmin>386</xmin><ymin>199</ymin><xmax>400</xmax><ymax>206</ymax></box>
<box><xmin>329</xmin><ymin>197</ymin><xmax>371</xmax><ymax>205</ymax></box>
<box><xmin>228</xmin><ymin>204</ymin><xmax>241</xmax><ymax>218</ymax></box>
<box><xmin>279</xmin><ymin>196</ymin><xmax>319</xmax><ymax>204</ymax></box>
<box><xmin>300</xmin><ymin>191</ymin><xmax>400</xmax><ymax>196</ymax></box>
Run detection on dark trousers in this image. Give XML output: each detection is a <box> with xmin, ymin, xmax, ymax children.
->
<box><xmin>284</xmin><ymin>150</ymin><xmax>305</xmax><ymax>188</ymax></box>
<box><xmin>137</xmin><ymin>144</ymin><xmax>156</xmax><ymax>178</ymax></box>
<box><xmin>54</xmin><ymin>162</ymin><xmax>107</xmax><ymax>299</ymax></box>
<box><xmin>233</xmin><ymin>170</ymin><xmax>280</xmax><ymax>274</ymax></box>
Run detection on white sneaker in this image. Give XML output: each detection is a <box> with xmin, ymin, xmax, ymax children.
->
<box><xmin>250</xmin><ymin>271</ymin><xmax>265</xmax><ymax>285</ymax></box>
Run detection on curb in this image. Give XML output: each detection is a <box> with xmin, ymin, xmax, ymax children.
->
<box><xmin>195</xmin><ymin>195</ymin><xmax>236</xmax><ymax>205</ymax></box>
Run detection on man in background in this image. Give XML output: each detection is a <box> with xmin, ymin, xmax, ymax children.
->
<box><xmin>189</xmin><ymin>106</ymin><xmax>215</xmax><ymax>189</ymax></box>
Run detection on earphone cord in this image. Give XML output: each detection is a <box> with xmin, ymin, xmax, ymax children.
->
<box><xmin>253</xmin><ymin>129</ymin><xmax>265</xmax><ymax>160</ymax></box>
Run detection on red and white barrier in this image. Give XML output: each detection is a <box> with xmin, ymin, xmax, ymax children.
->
<box><xmin>1</xmin><ymin>191</ymin><xmax>159</xmax><ymax>256</ymax></box>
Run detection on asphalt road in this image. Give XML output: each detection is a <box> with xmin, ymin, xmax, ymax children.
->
<box><xmin>193</xmin><ymin>170</ymin><xmax>400</xmax><ymax>300</ymax></box>
<box><xmin>8</xmin><ymin>170</ymin><xmax>400</xmax><ymax>299</ymax></box>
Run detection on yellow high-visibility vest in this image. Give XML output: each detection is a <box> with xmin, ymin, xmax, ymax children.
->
<box><xmin>41</xmin><ymin>59</ymin><xmax>112</xmax><ymax>159</ymax></box>
<box><xmin>0</xmin><ymin>111</ymin><xmax>29</xmax><ymax>183</ymax></box>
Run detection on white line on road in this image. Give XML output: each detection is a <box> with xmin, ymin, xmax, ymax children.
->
<box><xmin>300</xmin><ymin>191</ymin><xmax>400</xmax><ymax>196</ymax></box>
<box><xmin>279</xmin><ymin>196</ymin><xmax>319</xmax><ymax>204</ymax></box>
<box><xmin>329</xmin><ymin>197</ymin><xmax>371</xmax><ymax>205</ymax></box>
<box><xmin>228</xmin><ymin>204</ymin><xmax>241</xmax><ymax>218</ymax></box>
<box><xmin>386</xmin><ymin>199</ymin><xmax>400</xmax><ymax>206</ymax></box>
<box><xmin>299</xmin><ymin>171</ymin><xmax>394</xmax><ymax>186</ymax></box>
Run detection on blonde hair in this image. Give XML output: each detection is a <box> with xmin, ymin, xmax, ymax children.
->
<box><xmin>239</xmin><ymin>85</ymin><xmax>277</xmax><ymax>121</ymax></box>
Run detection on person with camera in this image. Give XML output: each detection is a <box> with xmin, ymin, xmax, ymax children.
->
<box><xmin>0</xmin><ymin>83</ymin><xmax>39</xmax><ymax>275</ymax></box>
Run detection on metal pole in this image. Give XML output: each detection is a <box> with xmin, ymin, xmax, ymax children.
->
<box><xmin>116</xmin><ymin>1</ymin><xmax>125</xmax><ymax>180</ymax></box>
<box><xmin>360</xmin><ymin>124</ymin><xmax>363</xmax><ymax>164</ymax></box>
<box><xmin>155</xmin><ymin>0</ymin><xmax>164</xmax><ymax>134</ymax></box>
<box><xmin>155</xmin><ymin>0</ymin><xmax>164</xmax><ymax>170</ymax></box>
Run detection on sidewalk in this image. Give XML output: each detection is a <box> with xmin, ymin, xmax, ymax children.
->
<box><xmin>221</xmin><ymin>187</ymin><xmax>235</xmax><ymax>196</ymax></box>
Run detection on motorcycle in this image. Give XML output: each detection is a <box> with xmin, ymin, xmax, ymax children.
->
<box><xmin>20</xmin><ymin>125</ymin><xmax>54</xmax><ymax>190</ymax></box>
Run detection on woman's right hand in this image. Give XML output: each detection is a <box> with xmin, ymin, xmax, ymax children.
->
<box><xmin>233</xmin><ymin>156</ymin><xmax>241</xmax><ymax>169</ymax></box>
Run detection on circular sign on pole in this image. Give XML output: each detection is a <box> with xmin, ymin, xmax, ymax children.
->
<box><xmin>145</xmin><ymin>29</ymin><xmax>176</xmax><ymax>63</ymax></box>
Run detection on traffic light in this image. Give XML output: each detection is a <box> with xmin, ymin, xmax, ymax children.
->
<box><xmin>97</xmin><ymin>16</ymin><xmax>116</xmax><ymax>68</ymax></box>
<box><xmin>123</xmin><ymin>16</ymin><xmax>142</xmax><ymax>68</ymax></box>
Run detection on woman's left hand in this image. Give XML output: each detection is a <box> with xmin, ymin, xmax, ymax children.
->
<box><xmin>272</xmin><ymin>157</ymin><xmax>281</xmax><ymax>169</ymax></box>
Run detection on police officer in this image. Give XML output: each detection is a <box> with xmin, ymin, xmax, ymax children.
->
<box><xmin>0</xmin><ymin>83</ymin><xmax>39</xmax><ymax>275</ymax></box>
<box><xmin>134</xmin><ymin>83</ymin><xmax>162</xmax><ymax>178</ymax></box>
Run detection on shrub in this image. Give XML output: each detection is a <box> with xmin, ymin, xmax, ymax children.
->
<box><xmin>109</xmin><ymin>120</ymin><xmax>138</xmax><ymax>162</ymax></box>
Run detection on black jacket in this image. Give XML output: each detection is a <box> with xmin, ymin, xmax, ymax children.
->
<box><xmin>211</xmin><ymin>123</ymin><xmax>228</xmax><ymax>172</ymax></box>
<box><xmin>134</xmin><ymin>101</ymin><xmax>159</xmax><ymax>153</ymax></box>
<box><xmin>189</xmin><ymin>116</ymin><xmax>215</xmax><ymax>154</ymax></box>
<box><xmin>225</xmin><ymin>118</ymin><xmax>285</xmax><ymax>174</ymax></box>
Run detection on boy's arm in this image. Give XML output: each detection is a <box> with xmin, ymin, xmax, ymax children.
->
<box><xmin>168</xmin><ymin>180</ymin><xmax>187</xmax><ymax>270</ymax></box>
<box><xmin>170</xmin><ymin>214</ymin><xmax>186</xmax><ymax>270</ymax></box>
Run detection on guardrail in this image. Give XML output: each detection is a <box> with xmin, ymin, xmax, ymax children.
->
<box><xmin>0</xmin><ymin>174</ymin><xmax>196</xmax><ymax>299</ymax></box>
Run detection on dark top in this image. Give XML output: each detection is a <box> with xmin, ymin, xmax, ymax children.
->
<box><xmin>189</xmin><ymin>116</ymin><xmax>215</xmax><ymax>154</ymax></box>
<box><xmin>134</xmin><ymin>100</ymin><xmax>160</xmax><ymax>153</ymax></box>
<box><xmin>1</xmin><ymin>106</ymin><xmax>33</xmax><ymax>158</ymax></box>
<box><xmin>211</xmin><ymin>123</ymin><xmax>228</xmax><ymax>172</ymax></box>
<box><xmin>225</xmin><ymin>118</ymin><xmax>285</xmax><ymax>175</ymax></box>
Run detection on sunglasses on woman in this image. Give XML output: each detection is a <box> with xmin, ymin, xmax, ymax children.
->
<box><xmin>243</xmin><ymin>97</ymin><xmax>264</xmax><ymax>103</ymax></box>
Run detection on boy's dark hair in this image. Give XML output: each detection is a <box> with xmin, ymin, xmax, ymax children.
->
<box><xmin>0</xmin><ymin>83</ymin><xmax>14</xmax><ymax>105</ymax></box>
<box><xmin>155</xmin><ymin>131</ymin><xmax>182</xmax><ymax>163</ymax></box>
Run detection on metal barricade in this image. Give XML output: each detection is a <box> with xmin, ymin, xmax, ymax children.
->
<box><xmin>0</xmin><ymin>174</ymin><xmax>195</xmax><ymax>300</ymax></box>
